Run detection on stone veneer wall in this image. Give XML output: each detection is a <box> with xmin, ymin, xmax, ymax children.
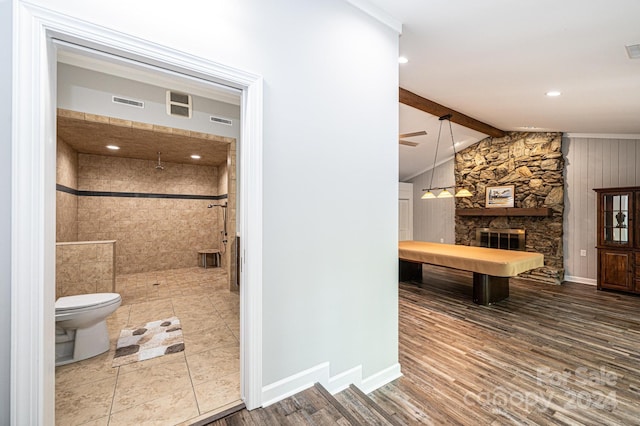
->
<box><xmin>56</xmin><ymin>138</ymin><xmax>78</xmax><ymax>242</ymax></box>
<box><xmin>76</xmin><ymin>154</ymin><xmax>221</xmax><ymax>275</ymax></box>
<box><xmin>455</xmin><ymin>132</ymin><xmax>565</xmax><ymax>284</ymax></box>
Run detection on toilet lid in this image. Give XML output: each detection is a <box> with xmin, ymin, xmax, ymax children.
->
<box><xmin>55</xmin><ymin>293</ymin><xmax>121</xmax><ymax>311</ymax></box>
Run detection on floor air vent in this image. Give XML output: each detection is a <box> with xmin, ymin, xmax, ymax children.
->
<box><xmin>210</xmin><ymin>115</ymin><xmax>233</xmax><ymax>126</ymax></box>
<box><xmin>112</xmin><ymin>96</ymin><xmax>144</xmax><ymax>108</ymax></box>
<box><xmin>166</xmin><ymin>91</ymin><xmax>192</xmax><ymax>118</ymax></box>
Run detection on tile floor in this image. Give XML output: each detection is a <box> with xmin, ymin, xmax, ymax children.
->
<box><xmin>55</xmin><ymin>267</ymin><xmax>241</xmax><ymax>425</ymax></box>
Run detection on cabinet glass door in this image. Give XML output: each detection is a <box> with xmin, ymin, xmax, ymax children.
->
<box><xmin>603</xmin><ymin>193</ymin><xmax>629</xmax><ymax>244</ymax></box>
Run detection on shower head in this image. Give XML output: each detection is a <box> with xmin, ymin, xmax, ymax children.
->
<box><xmin>155</xmin><ymin>152</ymin><xmax>164</xmax><ymax>170</ymax></box>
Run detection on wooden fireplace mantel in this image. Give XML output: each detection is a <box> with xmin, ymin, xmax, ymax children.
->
<box><xmin>456</xmin><ymin>208</ymin><xmax>553</xmax><ymax>217</ymax></box>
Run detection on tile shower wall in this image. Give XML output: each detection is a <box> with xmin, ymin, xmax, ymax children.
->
<box><xmin>218</xmin><ymin>140</ymin><xmax>238</xmax><ymax>290</ymax></box>
<box><xmin>56</xmin><ymin>138</ymin><xmax>78</xmax><ymax>242</ymax></box>
<box><xmin>76</xmin><ymin>154</ymin><xmax>221</xmax><ymax>275</ymax></box>
<box><xmin>56</xmin><ymin>241</ymin><xmax>116</xmax><ymax>298</ymax></box>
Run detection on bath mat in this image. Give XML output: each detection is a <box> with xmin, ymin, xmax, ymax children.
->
<box><xmin>112</xmin><ymin>316</ymin><xmax>185</xmax><ymax>367</ymax></box>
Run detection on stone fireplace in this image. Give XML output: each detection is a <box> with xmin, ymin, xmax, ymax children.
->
<box><xmin>455</xmin><ymin>132</ymin><xmax>564</xmax><ymax>284</ymax></box>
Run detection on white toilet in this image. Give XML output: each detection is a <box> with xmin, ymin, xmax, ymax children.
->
<box><xmin>55</xmin><ymin>293</ymin><xmax>122</xmax><ymax>366</ymax></box>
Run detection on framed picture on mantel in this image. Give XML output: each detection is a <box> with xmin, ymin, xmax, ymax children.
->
<box><xmin>486</xmin><ymin>185</ymin><xmax>514</xmax><ymax>208</ymax></box>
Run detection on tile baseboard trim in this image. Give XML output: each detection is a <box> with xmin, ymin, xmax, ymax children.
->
<box><xmin>261</xmin><ymin>362</ymin><xmax>402</xmax><ymax>407</ymax></box>
<box><xmin>56</xmin><ymin>184</ymin><xmax>227</xmax><ymax>200</ymax></box>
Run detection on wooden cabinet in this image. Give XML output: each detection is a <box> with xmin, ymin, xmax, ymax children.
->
<box><xmin>595</xmin><ymin>187</ymin><xmax>639</xmax><ymax>293</ymax></box>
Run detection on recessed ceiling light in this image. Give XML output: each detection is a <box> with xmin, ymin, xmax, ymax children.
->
<box><xmin>398</xmin><ymin>56</ymin><xmax>408</xmax><ymax>64</ymax></box>
<box><xmin>190</xmin><ymin>154</ymin><xmax>201</xmax><ymax>160</ymax></box>
<box><xmin>545</xmin><ymin>91</ymin><xmax>561</xmax><ymax>97</ymax></box>
<box><xmin>106</xmin><ymin>145</ymin><xmax>120</xmax><ymax>150</ymax></box>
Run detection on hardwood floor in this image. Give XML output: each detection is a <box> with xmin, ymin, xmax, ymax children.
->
<box><xmin>370</xmin><ymin>265</ymin><xmax>640</xmax><ymax>425</ymax></box>
<box><xmin>205</xmin><ymin>385</ymin><xmax>353</xmax><ymax>425</ymax></box>
<box><xmin>206</xmin><ymin>265</ymin><xmax>640</xmax><ymax>425</ymax></box>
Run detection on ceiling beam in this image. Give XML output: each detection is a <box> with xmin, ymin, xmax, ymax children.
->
<box><xmin>399</xmin><ymin>88</ymin><xmax>506</xmax><ymax>138</ymax></box>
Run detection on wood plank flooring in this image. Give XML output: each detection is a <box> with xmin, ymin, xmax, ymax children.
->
<box><xmin>206</xmin><ymin>385</ymin><xmax>353</xmax><ymax>425</ymax></box>
<box><xmin>205</xmin><ymin>265</ymin><xmax>640</xmax><ymax>425</ymax></box>
<box><xmin>370</xmin><ymin>265</ymin><xmax>640</xmax><ymax>425</ymax></box>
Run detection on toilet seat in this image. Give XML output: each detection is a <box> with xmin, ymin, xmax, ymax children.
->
<box><xmin>56</xmin><ymin>293</ymin><xmax>121</xmax><ymax>313</ymax></box>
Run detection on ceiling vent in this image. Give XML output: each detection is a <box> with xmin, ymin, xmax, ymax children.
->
<box><xmin>166</xmin><ymin>91</ymin><xmax>192</xmax><ymax>118</ymax></box>
<box><xmin>112</xmin><ymin>96</ymin><xmax>144</xmax><ymax>108</ymax></box>
<box><xmin>625</xmin><ymin>44</ymin><xmax>640</xmax><ymax>59</ymax></box>
<box><xmin>210</xmin><ymin>115</ymin><xmax>233</xmax><ymax>126</ymax></box>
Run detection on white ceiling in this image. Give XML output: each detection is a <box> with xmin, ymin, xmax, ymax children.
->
<box><xmin>371</xmin><ymin>0</ymin><xmax>640</xmax><ymax>181</ymax></box>
<box><xmin>399</xmin><ymin>103</ymin><xmax>487</xmax><ymax>180</ymax></box>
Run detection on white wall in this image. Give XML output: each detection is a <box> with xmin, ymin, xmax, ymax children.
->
<box><xmin>563</xmin><ymin>135</ymin><xmax>640</xmax><ymax>283</ymax></box>
<box><xmin>398</xmin><ymin>182</ymin><xmax>413</xmax><ymax>240</ymax></box>
<box><xmin>1</xmin><ymin>0</ymin><xmax>12</xmax><ymax>421</ymax></box>
<box><xmin>16</xmin><ymin>0</ymin><xmax>399</xmax><ymax>402</ymax></box>
<box><xmin>57</xmin><ymin>63</ymin><xmax>241</xmax><ymax>139</ymax></box>
<box><xmin>407</xmin><ymin>159</ymin><xmax>456</xmax><ymax>243</ymax></box>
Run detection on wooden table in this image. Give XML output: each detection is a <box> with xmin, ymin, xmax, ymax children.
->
<box><xmin>399</xmin><ymin>241</ymin><xmax>544</xmax><ymax>305</ymax></box>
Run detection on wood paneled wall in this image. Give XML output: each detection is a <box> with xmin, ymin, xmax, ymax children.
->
<box><xmin>563</xmin><ymin>136</ymin><xmax>640</xmax><ymax>283</ymax></box>
<box><xmin>406</xmin><ymin>160</ymin><xmax>455</xmax><ymax>244</ymax></box>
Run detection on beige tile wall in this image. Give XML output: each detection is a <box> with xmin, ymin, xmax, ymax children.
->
<box><xmin>56</xmin><ymin>138</ymin><xmax>78</xmax><ymax>242</ymax></box>
<box><xmin>76</xmin><ymin>154</ymin><xmax>223</xmax><ymax>275</ymax></box>
<box><xmin>56</xmin><ymin>241</ymin><xmax>115</xmax><ymax>298</ymax></box>
<box><xmin>57</xmin><ymin>137</ymin><xmax>78</xmax><ymax>188</ymax></box>
<box><xmin>220</xmin><ymin>141</ymin><xmax>238</xmax><ymax>291</ymax></box>
<box><xmin>78</xmin><ymin>154</ymin><xmax>218</xmax><ymax>195</ymax></box>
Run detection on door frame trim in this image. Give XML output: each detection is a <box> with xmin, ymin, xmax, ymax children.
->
<box><xmin>398</xmin><ymin>182</ymin><xmax>414</xmax><ymax>241</ymax></box>
<box><xmin>11</xmin><ymin>4</ymin><xmax>264</xmax><ymax>423</ymax></box>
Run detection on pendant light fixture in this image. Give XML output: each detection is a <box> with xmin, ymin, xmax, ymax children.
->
<box><xmin>421</xmin><ymin>114</ymin><xmax>473</xmax><ymax>200</ymax></box>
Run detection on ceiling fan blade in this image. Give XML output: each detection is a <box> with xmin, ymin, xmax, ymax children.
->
<box><xmin>399</xmin><ymin>130</ymin><xmax>427</xmax><ymax>138</ymax></box>
<box><xmin>399</xmin><ymin>139</ymin><xmax>419</xmax><ymax>147</ymax></box>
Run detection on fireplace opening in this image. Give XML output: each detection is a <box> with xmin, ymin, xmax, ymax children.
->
<box><xmin>475</xmin><ymin>228</ymin><xmax>525</xmax><ymax>251</ymax></box>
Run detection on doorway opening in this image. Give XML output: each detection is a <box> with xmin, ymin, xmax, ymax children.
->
<box><xmin>54</xmin><ymin>45</ymin><xmax>243</xmax><ymax>424</ymax></box>
<box><xmin>54</xmin><ymin>101</ymin><xmax>241</xmax><ymax>422</ymax></box>
<box><xmin>11</xmin><ymin>9</ymin><xmax>263</xmax><ymax>423</ymax></box>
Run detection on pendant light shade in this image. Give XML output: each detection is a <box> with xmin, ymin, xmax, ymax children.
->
<box><xmin>455</xmin><ymin>188</ymin><xmax>473</xmax><ymax>198</ymax></box>
<box><xmin>437</xmin><ymin>188</ymin><xmax>453</xmax><ymax>198</ymax></box>
<box><xmin>421</xmin><ymin>114</ymin><xmax>472</xmax><ymax>200</ymax></box>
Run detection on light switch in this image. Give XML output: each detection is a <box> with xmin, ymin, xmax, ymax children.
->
<box><xmin>580</xmin><ymin>249</ymin><xmax>587</xmax><ymax>257</ymax></box>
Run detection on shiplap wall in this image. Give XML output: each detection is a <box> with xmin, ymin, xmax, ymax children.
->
<box><xmin>406</xmin><ymin>159</ymin><xmax>455</xmax><ymax>243</ymax></box>
<box><xmin>563</xmin><ymin>135</ymin><xmax>640</xmax><ymax>284</ymax></box>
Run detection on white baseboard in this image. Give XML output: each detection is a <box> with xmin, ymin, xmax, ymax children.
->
<box><xmin>261</xmin><ymin>362</ymin><xmax>329</xmax><ymax>407</ymax></box>
<box><xmin>564</xmin><ymin>275</ymin><xmax>597</xmax><ymax>286</ymax></box>
<box><xmin>360</xmin><ymin>363</ymin><xmax>403</xmax><ymax>394</ymax></box>
<box><xmin>327</xmin><ymin>365</ymin><xmax>363</xmax><ymax>394</ymax></box>
<box><xmin>261</xmin><ymin>362</ymin><xmax>402</xmax><ymax>407</ymax></box>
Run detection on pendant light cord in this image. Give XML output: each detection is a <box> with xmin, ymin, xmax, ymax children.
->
<box><xmin>428</xmin><ymin>119</ymin><xmax>444</xmax><ymax>191</ymax></box>
<box><xmin>447</xmin><ymin>118</ymin><xmax>457</xmax><ymax>188</ymax></box>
